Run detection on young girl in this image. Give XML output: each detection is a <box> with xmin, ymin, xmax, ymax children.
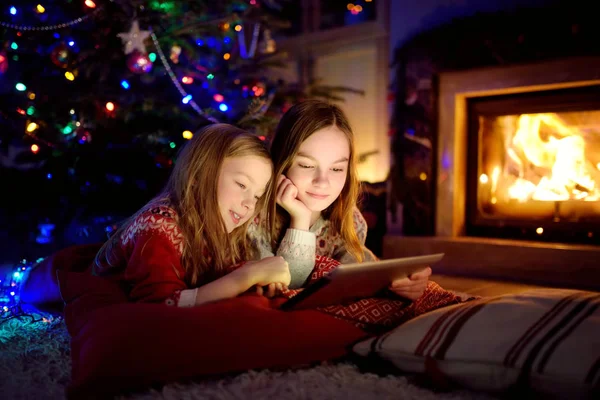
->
<box><xmin>249</xmin><ymin>99</ymin><xmax>431</xmax><ymax>299</ymax></box>
<box><xmin>93</xmin><ymin>123</ymin><xmax>291</xmax><ymax>307</ymax></box>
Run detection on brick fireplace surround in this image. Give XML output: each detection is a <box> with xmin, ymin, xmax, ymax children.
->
<box><xmin>384</xmin><ymin>56</ymin><xmax>600</xmax><ymax>292</ymax></box>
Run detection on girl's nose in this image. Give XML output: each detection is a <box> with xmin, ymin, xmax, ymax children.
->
<box><xmin>242</xmin><ymin>195</ymin><xmax>255</xmax><ymax>210</ymax></box>
<box><xmin>313</xmin><ymin>170</ymin><xmax>329</xmax><ymax>186</ymax></box>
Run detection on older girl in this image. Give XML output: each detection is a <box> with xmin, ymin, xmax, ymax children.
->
<box><xmin>249</xmin><ymin>100</ymin><xmax>430</xmax><ymax>299</ymax></box>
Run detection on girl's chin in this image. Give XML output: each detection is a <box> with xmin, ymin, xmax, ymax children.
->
<box><xmin>299</xmin><ymin>196</ymin><xmax>334</xmax><ymax>213</ymax></box>
<box><xmin>307</xmin><ymin>204</ymin><xmax>331</xmax><ymax>214</ymax></box>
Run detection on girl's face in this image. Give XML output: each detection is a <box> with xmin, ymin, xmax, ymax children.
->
<box><xmin>285</xmin><ymin>125</ymin><xmax>350</xmax><ymax>217</ymax></box>
<box><xmin>217</xmin><ymin>155</ymin><xmax>272</xmax><ymax>233</ymax></box>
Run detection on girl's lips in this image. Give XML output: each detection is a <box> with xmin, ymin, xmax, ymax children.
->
<box><xmin>307</xmin><ymin>192</ymin><xmax>328</xmax><ymax>200</ymax></box>
<box><xmin>230</xmin><ymin>210</ymin><xmax>241</xmax><ymax>224</ymax></box>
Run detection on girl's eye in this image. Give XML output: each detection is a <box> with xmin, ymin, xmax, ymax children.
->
<box><xmin>298</xmin><ymin>163</ymin><xmax>313</xmax><ymax>169</ymax></box>
<box><xmin>237</xmin><ymin>182</ymin><xmax>246</xmax><ymax>189</ymax></box>
<box><xmin>332</xmin><ymin>168</ymin><xmax>345</xmax><ymax>172</ymax></box>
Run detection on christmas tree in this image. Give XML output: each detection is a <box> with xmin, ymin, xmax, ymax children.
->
<box><xmin>0</xmin><ymin>0</ymin><xmax>369</xmax><ymax>322</ymax></box>
<box><xmin>0</xmin><ymin>0</ymin><xmax>313</xmax><ymax>254</ymax></box>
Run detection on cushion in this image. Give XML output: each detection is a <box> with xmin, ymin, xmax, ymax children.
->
<box><xmin>353</xmin><ymin>288</ymin><xmax>600</xmax><ymax>399</ymax></box>
<box><xmin>20</xmin><ymin>243</ymin><xmax>103</xmax><ymax>314</ymax></box>
<box><xmin>57</xmin><ymin>269</ymin><xmax>129</xmax><ymax>337</ymax></box>
<box><xmin>59</xmin><ymin>271</ymin><xmax>368</xmax><ymax>398</ymax></box>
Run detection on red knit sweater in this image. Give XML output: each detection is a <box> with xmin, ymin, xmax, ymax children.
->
<box><xmin>93</xmin><ymin>205</ymin><xmax>194</xmax><ymax>306</ymax></box>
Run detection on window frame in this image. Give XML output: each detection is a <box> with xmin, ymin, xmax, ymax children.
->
<box><xmin>276</xmin><ymin>0</ymin><xmax>390</xmax><ymax>83</ymax></box>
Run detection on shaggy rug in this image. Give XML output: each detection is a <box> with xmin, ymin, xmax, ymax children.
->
<box><xmin>0</xmin><ymin>314</ymin><xmax>498</xmax><ymax>400</ymax></box>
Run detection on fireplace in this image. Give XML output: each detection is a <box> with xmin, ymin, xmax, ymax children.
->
<box><xmin>465</xmin><ymin>85</ymin><xmax>600</xmax><ymax>245</ymax></box>
<box><xmin>384</xmin><ymin>57</ymin><xmax>600</xmax><ymax>291</ymax></box>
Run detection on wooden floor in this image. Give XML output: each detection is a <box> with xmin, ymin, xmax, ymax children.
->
<box><xmin>431</xmin><ymin>274</ymin><xmax>560</xmax><ymax>297</ymax></box>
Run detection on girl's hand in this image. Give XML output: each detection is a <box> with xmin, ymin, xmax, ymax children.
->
<box><xmin>276</xmin><ymin>175</ymin><xmax>312</xmax><ymax>230</ymax></box>
<box><xmin>255</xmin><ymin>282</ymin><xmax>288</xmax><ymax>298</ymax></box>
<box><xmin>389</xmin><ymin>266</ymin><xmax>432</xmax><ymax>301</ymax></box>
<box><xmin>242</xmin><ymin>256</ymin><xmax>291</xmax><ymax>288</ymax></box>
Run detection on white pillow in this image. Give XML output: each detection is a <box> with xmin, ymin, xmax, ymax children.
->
<box><xmin>353</xmin><ymin>288</ymin><xmax>600</xmax><ymax>399</ymax></box>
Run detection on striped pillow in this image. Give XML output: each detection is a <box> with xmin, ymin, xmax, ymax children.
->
<box><xmin>353</xmin><ymin>288</ymin><xmax>600</xmax><ymax>398</ymax></box>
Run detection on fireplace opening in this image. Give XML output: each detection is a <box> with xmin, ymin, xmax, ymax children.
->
<box><xmin>466</xmin><ymin>84</ymin><xmax>600</xmax><ymax>245</ymax></box>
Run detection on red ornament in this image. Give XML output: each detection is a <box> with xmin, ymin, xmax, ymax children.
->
<box><xmin>126</xmin><ymin>50</ymin><xmax>153</xmax><ymax>74</ymax></box>
<box><xmin>0</xmin><ymin>51</ymin><xmax>7</xmax><ymax>74</ymax></box>
<box><xmin>50</xmin><ymin>42</ymin><xmax>72</xmax><ymax>68</ymax></box>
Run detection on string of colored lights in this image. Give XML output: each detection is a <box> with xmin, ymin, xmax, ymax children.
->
<box><xmin>149</xmin><ymin>31</ymin><xmax>211</xmax><ymax>119</ymax></box>
<box><xmin>2</xmin><ymin>3</ymin><xmax>263</xmax><ymax>124</ymax></box>
<box><xmin>3</xmin><ymin>2</ymin><xmax>274</xmax><ymax>146</ymax></box>
<box><xmin>0</xmin><ymin>5</ymin><xmax>99</xmax><ymax>31</ymax></box>
<box><xmin>0</xmin><ymin>258</ymin><xmax>44</xmax><ymax>324</ymax></box>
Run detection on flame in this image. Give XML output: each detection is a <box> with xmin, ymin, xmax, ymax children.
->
<box><xmin>491</xmin><ymin>113</ymin><xmax>599</xmax><ymax>202</ymax></box>
<box><xmin>491</xmin><ymin>166</ymin><xmax>500</xmax><ymax>195</ymax></box>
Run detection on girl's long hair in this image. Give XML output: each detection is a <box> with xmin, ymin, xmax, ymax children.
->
<box><xmin>267</xmin><ymin>99</ymin><xmax>363</xmax><ymax>262</ymax></box>
<box><xmin>95</xmin><ymin>123</ymin><xmax>273</xmax><ymax>286</ymax></box>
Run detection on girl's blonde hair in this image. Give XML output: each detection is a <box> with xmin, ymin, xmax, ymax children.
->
<box><xmin>268</xmin><ymin>99</ymin><xmax>363</xmax><ymax>262</ymax></box>
<box><xmin>95</xmin><ymin>123</ymin><xmax>273</xmax><ymax>285</ymax></box>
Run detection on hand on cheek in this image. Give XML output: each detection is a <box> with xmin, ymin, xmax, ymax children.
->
<box><xmin>276</xmin><ymin>175</ymin><xmax>298</xmax><ymax>206</ymax></box>
<box><xmin>388</xmin><ymin>266</ymin><xmax>432</xmax><ymax>301</ymax></box>
<box><xmin>276</xmin><ymin>175</ymin><xmax>312</xmax><ymax>230</ymax></box>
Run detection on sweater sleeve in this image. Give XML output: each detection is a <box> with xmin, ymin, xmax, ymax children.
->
<box><xmin>247</xmin><ymin>217</ymin><xmax>315</xmax><ymax>289</ymax></box>
<box><xmin>333</xmin><ymin>207</ymin><xmax>378</xmax><ymax>264</ymax></box>
<box><xmin>277</xmin><ymin>228</ymin><xmax>316</xmax><ymax>289</ymax></box>
<box><xmin>119</xmin><ymin>207</ymin><xmax>196</xmax><ymax>307</ymax></box>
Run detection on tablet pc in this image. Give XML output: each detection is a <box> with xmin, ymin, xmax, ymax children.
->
<box><xmin>280</xmin><ymin>253</ymin><xmax>444</xmax><ymax>311</ymax></box>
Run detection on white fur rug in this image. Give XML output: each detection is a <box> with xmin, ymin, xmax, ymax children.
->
<box><xmin>0</xmin><ymin>314</ymin><xmax>497</xmax><ymax>400</ymax></box>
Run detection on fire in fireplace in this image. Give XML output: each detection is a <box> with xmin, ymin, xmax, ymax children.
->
<box><xmin>466</xmin><ymin>85</ymin><xmax>600</xmax><ymax>244</ymax></box>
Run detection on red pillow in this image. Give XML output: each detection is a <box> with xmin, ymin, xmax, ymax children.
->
<box><xmin>20</xmin><ymin>243</ymin><xmax>103</xmax><ymax>314</ymax></box>
<box><xmin>66</xmin><ymin>295</ymin><xmax>368</xmax><ymax>398</ymax></box>
<box><xmin>57</xmin><ymin>269</ymin><xmax>129</xmax><ymax>337</ymax></box>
